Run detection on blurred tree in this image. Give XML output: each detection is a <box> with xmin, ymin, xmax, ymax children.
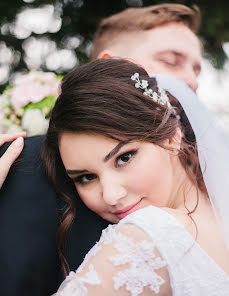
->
<box><xmin>0</xmin><ymin>0</ymin><xmax>228</xmax><ymax>92</ymax></box>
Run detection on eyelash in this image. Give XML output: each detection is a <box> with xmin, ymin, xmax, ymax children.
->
<box><xmin>158</xmin><ymin>57</ymin><xmax>182</xmax><ymax>67</ymax></box>
<box><xmin>74</xmin><ymin>173</ymin><xmax>96</xmax><ymax>185</ymax></box>
<box><xmin>162</xmin><ymin>60</ymin><xmax>179</xmax><ymax>67</ymax></box>
<box><xmin>74</xmin><ymin>150</ymin><xmax>137</xmax><ymax>185</ymax></box>
<box><xmin>115</xmin><ymin>150</ymin><xmax>137</xmax><ymax>167</ymax></box>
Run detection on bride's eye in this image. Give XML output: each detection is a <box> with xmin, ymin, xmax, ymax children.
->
<box><xmin>116</xmin><ymin>150</ymin><xmax>137</xmax><ymax>166</ymax></box>
<box><xmin>74</xmin><ymin>174</ymin><xmax>96</xmax><ymax>185</ymax></box>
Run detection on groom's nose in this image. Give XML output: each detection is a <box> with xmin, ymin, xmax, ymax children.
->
<box><xmin>180</xmin><ymin>67</ymin><xmax>198</xmax><ymax>93</ymax></box>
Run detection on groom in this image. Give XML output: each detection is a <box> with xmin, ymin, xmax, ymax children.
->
<box><xmin>0</xmin><ymin>3</ymin><xmax>202</xmax><ymax>296</ymax></box>
<box><xmin>91</xmin><ymin>3</ymin><xmax>201</xmax><ymax>93</ymax></box>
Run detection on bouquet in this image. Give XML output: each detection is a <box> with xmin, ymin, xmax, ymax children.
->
<box><xmin>0</xmin><ymin>71</ymin><xmax>61</xmax><ymax>136</ymax></box>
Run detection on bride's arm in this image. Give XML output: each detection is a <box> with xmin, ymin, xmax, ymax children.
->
<box><xmin>55</xmin><ymin>223</ymin><xmax>172</xmax><ymax>296</ymax></box>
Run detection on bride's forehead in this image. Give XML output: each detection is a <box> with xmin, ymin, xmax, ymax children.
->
<box><xmin>59</xmin><ymin>132</ymin><xmax>121</xmax><ymax>156</ymax></box>
<box><xmin>59</xmin><ymin>133</ymin><xmax>123</xmax><ymax>169</ymax></box>
<box><xmin>60</xmin><ymin>132</ymin><xmax>117</xmax><ymax>145</ymax></box>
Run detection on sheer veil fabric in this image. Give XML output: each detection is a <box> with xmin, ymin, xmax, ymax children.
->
<box><xmin>152</xmin><ymin>73</ymin><xmax>229</xmax><ymax>251</ymax></box>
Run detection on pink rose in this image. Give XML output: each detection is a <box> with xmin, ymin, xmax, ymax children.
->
<box><xmin>9</xmin><ymin>71</ymin><xmax>60</xmax><ymax>109</ymax></box>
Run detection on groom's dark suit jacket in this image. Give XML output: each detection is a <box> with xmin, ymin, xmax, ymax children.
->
<box><xmin>0</xmin><ymin>135</ymin><xmax>109</xmax><ymax>296</ymax></box>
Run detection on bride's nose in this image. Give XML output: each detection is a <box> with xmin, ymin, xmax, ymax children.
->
<box><xmin>101</xmin><ymin>176</ymin><xmax>127</xmax><ymax>206</ymax></box>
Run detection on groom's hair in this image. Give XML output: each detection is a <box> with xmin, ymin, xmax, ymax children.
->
<box><xmin>91</xmin><ymin>3</ymin><xmax>201</xmax><ymax>59</ymax></box>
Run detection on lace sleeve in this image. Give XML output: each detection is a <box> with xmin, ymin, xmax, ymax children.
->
<box><xmin>55</xmin><ymin>223</ymin><xmax>171</xmax><ymax>296</ymax></box>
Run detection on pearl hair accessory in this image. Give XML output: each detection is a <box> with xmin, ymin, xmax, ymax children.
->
<box><xmin>131</xmin><ymin>73</ymin><xmax>172</xmax><ymax>108</ymax></box>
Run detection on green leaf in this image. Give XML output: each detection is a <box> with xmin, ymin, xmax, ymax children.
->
<box><xmin>23</xmin><ymin>95</ymin><xmax>57</xmax><ymax>112</ymax></box>
<box><xmin>3</xmin><ymin>85</ymin><xmax>13</xmax><ymax>95</ymax></box>
<box><xmin>56</xmin><ymin>75</ymin><xmax>63</xmax><ymax>81</ymax></box>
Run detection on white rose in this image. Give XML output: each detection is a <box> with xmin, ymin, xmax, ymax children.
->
<box><xmin>0</xmin><ymin>112</ymin><xmax>5</xmax><ymax>133</ymax></box>
<box><xmin>7</xmin><ymin>124</ymin><xmax>24</xmax><ymax>134</ymax></box>
<box><xmin>22</xmin><ymin>109</ymin><xmax>49</xmax><ymax>136</ymax></box>
<box><xmin>0</xmin><ymin>94</ymin><xmax>10</xmax><ymax>109</ymax></box>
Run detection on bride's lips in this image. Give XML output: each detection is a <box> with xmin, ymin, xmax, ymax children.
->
<box><xmin>114</xmin><ymin>200</ymin><xmax>141</xmax><ymax>220</ymax></box>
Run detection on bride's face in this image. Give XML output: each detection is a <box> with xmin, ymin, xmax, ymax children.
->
<box><xmin>59</xmin><ymin>132</ymin><xmax>180</xmax><ymax>223</ymax></box>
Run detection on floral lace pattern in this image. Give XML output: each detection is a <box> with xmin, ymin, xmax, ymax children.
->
<box><xmin>121</xmin><ymin>206</ymin><xmax>229</xmax><ymax>296</ymax></box>
<box><xmin>109</xmin><ymin>233</ymin><xmax>166</xmax><ymax>295</ymax></box>
<box><xmin>59</xmin><ymin>265</ymin><xmax>101</xmax><ymax>296</ymax></box>
<box><xmin>56</xmin><ymin>223</ymin><xmax>167</xmax><ymax>296</ymax></box>
<box><xmin>55</xmin><ymin>206</ymin><xmax>229</xmax><ymax>296</ymax></box>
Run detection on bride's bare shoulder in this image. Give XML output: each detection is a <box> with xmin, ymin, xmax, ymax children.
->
<box><xmin>160</xmin><ymin>207</ymin><xmax>196</xmax><ymax>237</ymax></box>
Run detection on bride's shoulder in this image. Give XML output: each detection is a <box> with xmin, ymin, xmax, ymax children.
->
<box><xmin>160</xmin><ymin>207</ymin><xmax>196</xmax><ymax>237</ymax></box>
<box><xmin>119</xmin><ymin>205</ymin><xmax>194</xmax><ymax>239</ymax></box>
<box><xmin>160</xmin><ymin>207</ymin><xmax>188</xmax><ymax>223</ymax></box>
<box><xmin>120</xmin><ymin>205</ymin><xmax>190</xmax><ymax>229</ymax></box>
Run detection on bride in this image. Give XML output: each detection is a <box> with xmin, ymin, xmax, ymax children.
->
<box><xmin>29</xmin><ymin>58</ymin><xmax>229</xmax><ymax>294</ymax></box>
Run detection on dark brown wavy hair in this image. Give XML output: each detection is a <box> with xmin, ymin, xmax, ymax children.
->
<box><xmin>41</xmin><ymin>58</ymin><xmax>207</xmax><ymax>275</ymax></box>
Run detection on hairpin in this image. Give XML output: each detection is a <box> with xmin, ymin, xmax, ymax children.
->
<box><xmin>131</xmin><ymin>73</ymin><xmax>171</xmax><ymax>108</ymax></box>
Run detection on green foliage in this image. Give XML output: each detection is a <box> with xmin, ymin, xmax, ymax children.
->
<box><xmin>23</xmin><ymin>95</ymin><xmax>56</xmax><ymax>113</ymax></box>
<box><xmin>0</xmin><ymin>0</ymin><xmax>228</xmax><ymax>91</ymax></box>
<box><xmin>3</xmin><ymin>85</ymin><xmax>13</xmax><ymax>94</ymax></box>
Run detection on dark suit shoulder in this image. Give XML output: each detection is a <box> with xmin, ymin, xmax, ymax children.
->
<box><xmin>0</xmin><ymin>135</ymin><xmax>109</xmax><ymax>295</ymax></box>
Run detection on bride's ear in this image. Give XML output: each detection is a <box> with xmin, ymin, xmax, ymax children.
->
<box><xmin>97</xmin><ymin>50</ymin><xmax>114</xmax><ymax>59</ymax></box>
<box><xmin>168</xmin><ymin>128</ymin><xmax>182</xmax><ymax>154</ymax></box>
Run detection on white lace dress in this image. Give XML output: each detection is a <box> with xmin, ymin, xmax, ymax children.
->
<box><xmin>54</xmin><ymin>206</ymin><xmax>229</xmax><ymax>295</ymax></box>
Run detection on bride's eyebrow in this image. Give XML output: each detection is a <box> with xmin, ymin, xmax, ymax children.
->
<box><xmin>66</xmin><ymin>140</ymin><xmax>131</xmax><ymax>174</ymax></box>
<box><xmin>66</xmin><ymin>169</ymin><xmax>88</xmax><ymax>175</ymax></box>
<box><xmin>104</xmin><ymin>140</ymin><xmax>131</xmax><ymax>162</ymax></box>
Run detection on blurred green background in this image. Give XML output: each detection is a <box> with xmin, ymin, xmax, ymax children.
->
<box><xmin>0</xmin><ymin>0</ymin><xmax>229</xmax><ymax>130</ymax></box>
<box><xmin>0</xmin><ymin>0</ymin><xmax>229</xmax><ymax>88</ymax></box>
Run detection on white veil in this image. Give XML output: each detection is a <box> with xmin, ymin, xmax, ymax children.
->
<box><xmin>152</xmin><ymin>74</ymin><xmax>229</xmax><ymax>250</ymax></box>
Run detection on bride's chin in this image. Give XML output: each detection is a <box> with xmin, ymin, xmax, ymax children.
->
<box><xmin>105</xmin><ymin>214</ymin><xmax>120</xmax><ymax>224</ymax></box>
